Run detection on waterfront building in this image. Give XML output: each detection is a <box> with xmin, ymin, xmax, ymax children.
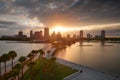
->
<box><xmin>87</xmin><ymin>34</ymin><xmax>91</xmax><ymax>41</ymax></box>
<box><xmin>51</xmin><ymin>31</ymin><xmax>56</xmax><ymax>41</ymax></box>
<box><xmin>18</xmin><ymin>31</ymin><xmax>23</xmax><ymax>37</ymax></box>
<box><xmin>80</xmin><ymin>30</ymin><xmax>83</xmax><ymax>41</ymax></box>
<box><xmin>56</xmin><ymin>32</ymin><xmax>62</xmax><ymax>40</ymax></box>
<box><xmin>30</xmin><ymin>30</ymin><xmax>33</xmax><ymax>38</ymax></box>
<box><xmin>67</xmin><ymin>34</ymin><xmax>70</xmax><ymax>39</ymax></box>
<box><xmin>94</xmin><ymin>35</ymin><xmax>101</xmax><ymax>40</ymax></box>
<box><xmin>101</xmin><ymin>30</ymin><xmax>105</xmax><ymax>41</ymax></box>
<box><xmin>73</xmin><ymin>34</ymin><xmax>76</xmax><ymax>39</ymax></box>
<box><xmin>15</xmin><ymin>31</ymin><xmax>27</xmax><ymax>38</ymax></box>
<box><xmin>44</xmin><ymin>27</ymin><xmax>49</xmax><ymax>40</ymax></box>
<box><xmin>40</xmin><ymin>30</ymin><xmax>43</xmax><ymax>40</ymax></box>
<box><xmin>34</xmin><ymin>31</ymin><xmax>43</xmax><ymax>39</ymax></box>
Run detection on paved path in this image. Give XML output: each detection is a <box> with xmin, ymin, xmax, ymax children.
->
<box><xmin>56</xmin><ymin>58</ymin><xmax>120</xmax><ymax>80</ymax></box>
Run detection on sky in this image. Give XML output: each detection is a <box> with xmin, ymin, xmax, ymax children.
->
<box><xmin>0</xmin><ymin>0</ymin><xmax>120</xmax><ymax>37</ymax></box>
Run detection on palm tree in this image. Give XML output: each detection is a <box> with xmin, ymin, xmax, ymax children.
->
<box><xmin>27</xmin><ymin>61</ymin><xmax>35</xmax><ymax>68</ymax></box>
<box><xmin>0</xmin><ymin>56</ymin><xmax>2</xmax><ymax>78</ymax></box>
<box><xmin>8</xmin><ymin>51</ymin><xmax>17</xmax><ymax>69</ymax></box>
<box><xmin>18</xmin><ymin>56</ymin><xmax>26</xmax><ymax>79</ymax></box>
<box><xmin>1</xmin><ymin>54</ymin><xmax>10</xmax><ymax>75</ymax></box>
<box><xmin>50</xmin><ymin>57</ymin><xmax>56</xmax><ymax>62</ymax></box>
<box><xmin>13</xmin><ymin>63</ymin><xmax>22</xmax><ymax>80</ymax></box>
<box><xmin>31</xmin><ymin>50</ymin><xmax>37</xmax><ymax>60</ymax></box>
<box><xmin>27</xmin><ymin>61</ymin><xmax>36</xmax><ymax>80</ymax></box>
<box><xmin>10</xmin><ymin>69</ymin><xmax>20</xmax><ymax>80</ymax></box>
<box><xmin>27</xmin><ymin>53</ymin><xmax>34</xmax><ymax>61</ymax></box>
<box><xmin>38</xmin><ymin>49</ymin><xmax>45</xmax><ymax>57</ymax></box>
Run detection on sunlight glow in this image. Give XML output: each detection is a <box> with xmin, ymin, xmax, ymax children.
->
<box><xmin>51</xmin><ymin>26</ymin><xmax>67</xmax><ymax>32</ymax></box>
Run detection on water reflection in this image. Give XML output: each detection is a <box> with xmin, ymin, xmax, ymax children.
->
<box><xmin>101</xmin><ymin>41</ymin><xmax>105</xmax><ymax>46</ymax></box>
<box><xmin>54</xmin><ymin>42</ymin><xmax>120</xmax><ymax>75</ymax></box>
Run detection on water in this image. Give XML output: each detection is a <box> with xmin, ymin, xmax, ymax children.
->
<box><xmin>0</xmin><ymin>41</ymin><xmax>120</xmax><ymax>76</ymax></box>
<box><xmin>0</xmin><ymin>41</ymin><xmax>49</xmax><ymax>75</ymax></box>
<box><xmin>54</xmin><ymin>42</ymin><xmax>120</xmax><ymax>76</ymax></box>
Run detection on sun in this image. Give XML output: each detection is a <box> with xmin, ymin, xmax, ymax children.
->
<box><xmin>52</xmin><ymin>26</ymin><xmax>66</xmax><ymax>32</ymax></box>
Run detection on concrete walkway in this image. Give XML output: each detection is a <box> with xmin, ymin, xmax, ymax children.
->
<box><xmin>56</xmin><ymin>58</ymin><xmax>120</xmax><ymax>80</ymax></box>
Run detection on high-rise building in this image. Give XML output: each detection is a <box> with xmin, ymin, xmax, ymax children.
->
<box><xmin>101</xmin><ymin>30</ymin><xmax>105</xmax><ymax>41</ymax></box>
<box><xmin>67</xmin><ymin>34</ymin><xmax>70</xmax><ymax>39</ymax></box>
<box><xmin>17</xmin><ymin>31</ymin><xmax>27</xmax><ymax>38</ymax></box>
<box><xmin>39</xmin><ymin>30</ymin><xmax>43</xmax><ymax>40</ymax></box>
<box><xmin>18</xmin><ymin>31</ymin><xmax>23</xmax><ymax>37</ymax></box>
<box><xmin>87</xmin><ymin>34</ymin><xmax>91</xmax><ymax>40</ymax></box>
<box><xmin>34</xmin><ymin>31</ymin><xmax>40</xmax><ymax>39</ymax></box>
<box><xmin>34</xmin><ymin>31</ymin><xmax>43</xmax><ymax>39</ymax></box>
<box><xmin>30</xmin><ymin>30</ymin><xmax>33</xmax><ymax>38</ymax></box>
<box><xmin>73</xmin><ymin>34</ymin><xmax>76</xmax><ymax>39</ymax></box>
<box><xmin>51</xmin><ymin>31</ymin><xmax>56</xmax><ymax>38</ymax></box>
<box><xmin>44</xmin><ymin>27</ymin><xmax>49</xmax><ymax>40</ymax></box>
<box><xmin>56</xmin><ymin>32</ymin><xmax>62</xmax><ymax>40</ymax></box>
<box><xmin>80</xmin><ymin>30</ymin><xmax>83</xmax><ymax>41</ymax></box>
<box><xmin>51</xmin><ymin>31</ymin><xmax>56</xmax><ymax>41</ymax></box>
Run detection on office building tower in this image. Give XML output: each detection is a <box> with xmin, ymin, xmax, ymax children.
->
<box><xmin>34</xmin><ymin>31</ymin><xmax>40</xmax><ymax>39</ymax></box>
<box><xmin>73</xmin><ymin>34</ymin><xmax>76</xmax><ymax>39</ymax></box>
<box><xmin>101</xmin><ymin>30</ymin><xmax>105</xmax><ymax>41</ymax></box>
<box><xmin>80</xmin><ymin>30</ymin><xmax>83</xmax><ymax>41</ymax></box>
<box><xmin>44</xmin><ymin>27</ymin><xmax>49</xmax><ymax>40</ymax></box>
<box><xmin>39</xmin><ymin>30</ymin><xmax>43</xmax><ymax>40</ymax></box>
<box><xmin>67</xmin><ymin>34</ymin><xmax>70</xmax><ymax>39</ymax></box>
<box><xmin>87</xmin><ymin>34</ymin><xmax>91</xmax><ymax>40</ymax></box>
<box><xmin>30</xmin><ymin>30</ymin><xmax>33</xmax><ymax>38</ymax></box>
<box><xmin>34</xmin><ymin>31</ymin><xmax>43</xmax><ymax>39</ymax></box>
<box><xmin>18</xmin><ymin>31</ymin><xmax>23</xmax><ymax>37</ymax></box>
<box><xmin>51</xmin><ymin>31</ymin><xmax>56</xmax><ymax>41</ymax></box>
<box><xmin>56</xmin><ymin>32</ymin><xmax>62</xmax><ymax>40</ymax></box>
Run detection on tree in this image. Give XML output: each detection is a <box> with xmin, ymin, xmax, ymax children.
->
<box><xmin>18</xmin><ymin>56</ymin><xmax>26</xmax><ymax>79</ymax></box>
<box><xmin>27</xmin><ymin>61</ymin><xmax>36</xmax><ymax>68</ymax></box>
<box><xmin>8</xmin><ymin>51</ymin><xmax>17</xmax><ymax>69</ymax></box>
<box><xmin>1</xmin><ymin>54</ymin><xmax>10</xmax><ymax>75</ymax></box>
<box><xmin>31</xmin><ymin>50</ymin><xmax>37</xmax><ymax>60</ymax></box>
<box><xmin>26</xmin><ymin>61</ymin><xmax>36</xmax><ymax>80</ymax></box>
<box><xmin>10</xmin><ymin>69</ymin><xmax>20</xmax><ymax>80</ymax></box>
<box><xmin>27</xmin><ymin>53</ymin><xmax>34</xmax><ymax>61</ymax></box>
<box><xmin>38</xmin><ymin>49</ymin><xmax>45</xmax><ymax>57</ymax></box>
<box><xmin>50</xmin><ymin>57</ymin><xmax>56</xmax><ymax>62</ymax></box>
<box><xmin>12</xmin><ymin>63</ymin><xmax>22</xmax><ymax>80</ymax></box>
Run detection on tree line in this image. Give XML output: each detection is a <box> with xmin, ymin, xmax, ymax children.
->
<box><xmin>0</xmin><ymin>48</ymin><xmax>46</xmax><ymax>80</ymax></box>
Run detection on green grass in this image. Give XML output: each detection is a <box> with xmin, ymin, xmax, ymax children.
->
<box><xmin>22</xmin><ymin>57</ymin><xmax>78</xmax><ymax>80</ymax></box>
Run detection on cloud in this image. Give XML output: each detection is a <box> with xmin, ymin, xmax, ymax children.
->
<box><xmin>1</xmin><ymin>0</ymin><xmax>120</xmax><ymax>26</ymax></box>
<box><xmin>0</xmin><ymin>25</ymin><xmax>9</xmax><ymax>28</ymax></box>
<box><xmin>0</xmin><ymin>20</ymin><xmax>17</xmax><ymax>25</ymax></box>
<box><xmin>0</xmin><ymin>0</ymin><xmax>120</xmax><ymax>36</ymax></box>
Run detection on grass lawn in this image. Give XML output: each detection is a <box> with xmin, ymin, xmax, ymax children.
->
<box><xmin>22</xmin><ymin>57</ymin><xmax>78</xmax><ymax>80</ymax></box>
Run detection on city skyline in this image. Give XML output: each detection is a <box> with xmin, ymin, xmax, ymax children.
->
<box><xmin>0</xmin><ymin>27</ymin><xmax>117</xmax><ymax>38</ymax></box>
<box><xmin>0</xmin><ymin>0</ymin><xmax>120</xmax><ymax>37</ymax></box>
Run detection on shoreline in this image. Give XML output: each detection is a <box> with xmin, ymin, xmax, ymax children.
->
<box><xmin>47</xmin><ymin>47</ymin><xmax>120</xmax><ymax>80</ymax></box>
<box><xmin>56</xmin><ymin>57</ymin><xmax>120</xmax><ymax>80</ymax></box>
<box><xmin>0</xmin><ymin>42</ymin><xmax>120</xmax><ymax>80</ymax></box>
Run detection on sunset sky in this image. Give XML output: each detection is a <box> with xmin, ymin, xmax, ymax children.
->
<box><xmin>0</xmin><ymin>0</ymin><xmax>120</xmax><ymax>37</ymax></box>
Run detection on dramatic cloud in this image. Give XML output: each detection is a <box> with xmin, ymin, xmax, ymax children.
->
<box><xmin>0</xmin><ymin>20</ymin><xmax>17</xmax><ymax>25</ymax></box>
<box><xmin>0</xmin><ymin>0</ymin><xmax>120</xmax><ymax>36</ymax></box>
